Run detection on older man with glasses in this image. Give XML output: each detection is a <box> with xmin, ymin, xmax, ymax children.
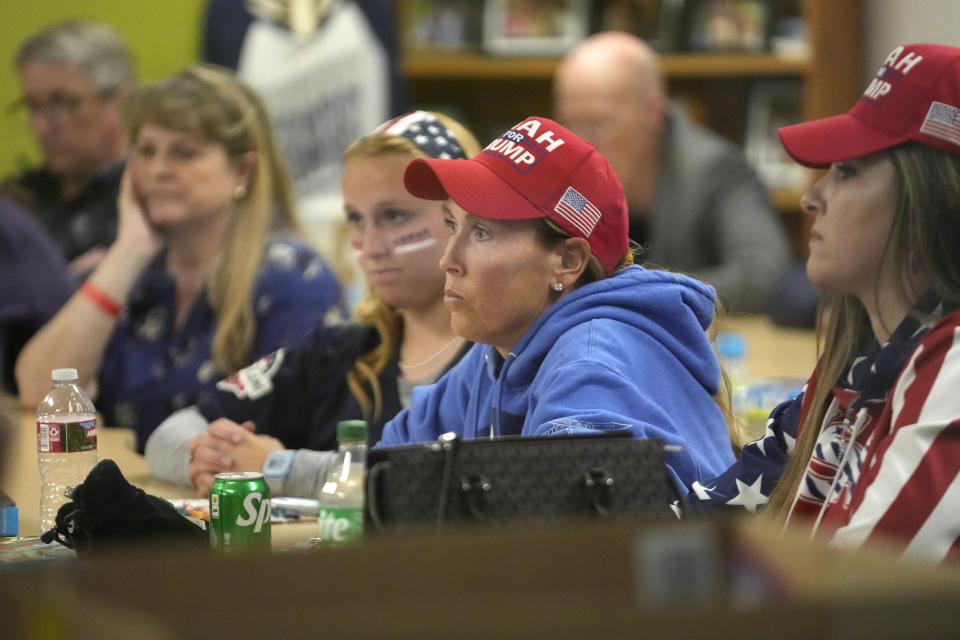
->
<box><xmin>2</xmin><ymin>20</ymin><xmax>135</xmax><ymax>278</ymax></box>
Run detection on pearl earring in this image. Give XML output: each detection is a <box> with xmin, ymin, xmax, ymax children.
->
<box><xmin>552</xmin><ymin>282</ymin><xmax>564</xmax><ymax>292</ymax></box>
<box><xmin>234</xmin><ymin>184</ymin><xmax>248</xmax><ymax>200</ymax></box>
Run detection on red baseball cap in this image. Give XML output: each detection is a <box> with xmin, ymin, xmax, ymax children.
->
<box><xmin>403</xmin><ymin>116</ymin><xmax>628</xmax><ymax>276</ymax></box>
<box><xmin>779</xmin><ymin>43</ymin><xmax>960</xmax><ymax>168</ymax></box>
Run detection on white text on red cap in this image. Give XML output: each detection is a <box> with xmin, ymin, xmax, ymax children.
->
<box><xmin>864</xmin><ymin>46</ymin><xmax>924</xmax><ymax>101</ymax></box>
<box><xmin>514</xmin><ymin>119</ymin><xmax>566</xmax><ymax>151</ymax></box>
<box><xmin>484</xmin><ymin>119</ymin><xmax>567</xmax><ymax>172</ymax></box>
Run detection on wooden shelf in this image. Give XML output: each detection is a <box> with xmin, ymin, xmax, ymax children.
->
<box><xmin>397</xmin><ymin>0</ymin><xmax>860</xmax><ymax>258</ymax></box>
<box><xmin>402</xmin><ymin>52</ymin><xmax>810</xmax><ymax>81</ymax></box>
<box><xmin>661</xmin><ymin>53</ymin><xmax>810</xmax><ymax>77</ymax></box>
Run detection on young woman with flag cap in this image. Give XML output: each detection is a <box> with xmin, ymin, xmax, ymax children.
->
<box><xmin>691</xmin><ymin>43</ymin><xmax>960</xmax><ymax>562</ymax></box>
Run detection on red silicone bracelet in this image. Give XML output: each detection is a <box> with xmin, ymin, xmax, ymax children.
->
<box><xmin>80</xmin><ymin>281</ymin><xmax>122</xmax><ymax>317</ymax></box>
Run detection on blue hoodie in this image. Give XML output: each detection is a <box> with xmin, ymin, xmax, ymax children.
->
<box><xmin>378</xmin><ymin>265</ymin><xmax>736</xmax><ymax>492</ymax></box>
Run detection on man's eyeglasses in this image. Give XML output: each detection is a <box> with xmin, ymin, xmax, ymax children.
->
<box><xmin>6</xmin><ymin>89</ymin><xmax>111</xmax><ymax>123</ymax></box>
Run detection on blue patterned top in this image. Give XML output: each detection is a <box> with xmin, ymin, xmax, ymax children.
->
<box><xmin>97</xmin><ymin>233</ymin><xmax>347</xmax><ymax>451</ymax></box>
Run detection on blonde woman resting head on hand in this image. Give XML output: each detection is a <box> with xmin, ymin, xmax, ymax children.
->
<box><xmin>16</xmin><ymin>65</ymin><xmax>346</xmax><ymax>452</ymax></box>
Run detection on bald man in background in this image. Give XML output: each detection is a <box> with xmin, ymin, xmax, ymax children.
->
<box><xmin>554</xmin><ymin>32</ymin><xmax>792</xmax><ymax>314</ymax></box>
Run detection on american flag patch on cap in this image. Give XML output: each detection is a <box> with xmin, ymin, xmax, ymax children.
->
<box><xmin>920</xmin><ymin>101</ymin><xmax>960</xmax><ymax>146</ymax></box>
<box><xmin>553</xmin><ymin>186</ymin><xmax>601</xmax><ymax>237</ymax></box>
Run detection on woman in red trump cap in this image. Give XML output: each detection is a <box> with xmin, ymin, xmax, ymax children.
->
<box><xmin>692</xmin><ymin>43</ymin><xmax>960</xmax><ymax>562</ymax></box>
<box><xmin>377</xmin><ymin>116</ymin><xmax>738</xmax><ymax>495</ymax></box>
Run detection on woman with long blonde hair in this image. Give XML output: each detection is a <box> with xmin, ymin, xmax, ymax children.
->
<box><xmin>16</xmin><ymin>65</ymin><xmax>345</xmax><ymax>451</ymax></box>
<box><xmin>691</xmin><ymin>43</ymin><xmax>960</xmax><ymax>562</ymax></box>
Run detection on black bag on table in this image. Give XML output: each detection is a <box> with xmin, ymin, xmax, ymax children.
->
<box><xmin>366</xmin><ymin>433</ymin><xmax>680</xmax><ymax>530</ymax></box>
<box><xmin>41</xmin><ymin>459</ymin><xmax>207</xmax><ymax>556</ymax></box>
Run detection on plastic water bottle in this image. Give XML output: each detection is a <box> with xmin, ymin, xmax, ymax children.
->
<box><xmin>316</xmin><ymin>420</ymin><xmax>367</xmax><ymax>546</ymax></box>
<box><xmin>36</xmin><ymin>368</ymin><xmax>98</xmax><ymax>532</ymax></box>
<box><xmin>716</xmin><ymin>332</ymin><xmax>749</xmax><ymax>422</ymax></box>
<box><xmin>0</xmin><ymin>490</ymin><xmax>17</xmax><ymax>537</ymax></box>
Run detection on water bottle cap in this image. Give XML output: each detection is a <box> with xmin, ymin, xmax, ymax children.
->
<box><xmin>337</xmin><ymin>420</ymin><xmax>368</xmax><ymax>441</ymax></box>
<box><xmin>716</xmin><ymin>332</ymin><xmax>747</xmax><ymax>359</ymax></box>
<box><xmin>51</xmin><ymin>368</ymin><xmax>79</xmax><ymax>382</ymax></box>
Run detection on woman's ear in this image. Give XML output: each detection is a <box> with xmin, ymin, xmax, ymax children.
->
<box><xmin>234</xmin><ymin>151</ymin><xmax>258</xmax><ymax>192</ymax></box>
<box><xmin>553</xmin><ymin>236</ymin><xmax>592</xmax><ymax>288</ymax></box>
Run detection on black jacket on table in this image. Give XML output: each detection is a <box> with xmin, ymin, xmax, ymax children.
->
<box><xmin>195</xmin><ymin>322</ymin><xmax>469</xmax><ymax>449</ymax></box>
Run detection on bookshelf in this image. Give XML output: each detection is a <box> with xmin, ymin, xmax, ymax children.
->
<box><xmin>397</xmin><ymin>0</ymin><xmax>861</xmax><ymax>257</ymax></box>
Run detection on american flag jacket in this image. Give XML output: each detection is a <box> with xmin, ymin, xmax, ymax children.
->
<box><xmin>691</xmin><ymin>293</ymin><xmax>960</xmax><ymax>562</ymax></box>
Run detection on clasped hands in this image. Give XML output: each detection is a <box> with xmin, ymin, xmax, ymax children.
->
<box><xmin>187</xmin><ymin>419</ymin><xmax>284</xmax><ymax>497</ymax></box>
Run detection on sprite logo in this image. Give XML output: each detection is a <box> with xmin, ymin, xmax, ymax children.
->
<box><xmin>317</xmin><ymin>507</ymin><xmax>363</xmax><ymax>544</ymax></box>
<box><xmin>236</xmin><ymin>492</ymin><xmax>271</xmax><ymax>533</ymax></box>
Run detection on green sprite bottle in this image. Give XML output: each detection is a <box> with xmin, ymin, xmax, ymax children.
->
<box><xmin>316</xmin><ymin>420</ymin><xmax>368</xmax><ymax>546</ymax></box>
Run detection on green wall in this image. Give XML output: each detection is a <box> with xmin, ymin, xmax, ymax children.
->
<box><xmin>0</xmin><ymin>0</ymin><xmax>205</xmax><ymax>177</ymax></box>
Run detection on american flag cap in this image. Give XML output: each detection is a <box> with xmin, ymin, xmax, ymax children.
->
<box><xmin>779</xmin><ymin>43</ymin><xmax>960</xmax><ymax>168</ymax></box>
<box><xmin>403</xmin><ymin>116</ymin><xmax>628</xmax><ymax>275</ymax></box>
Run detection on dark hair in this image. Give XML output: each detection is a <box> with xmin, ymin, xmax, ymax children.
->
<box><xmin>533</xmin><ymin>218</ymin><xmax>634</xmax><ymax>288</ymax></box>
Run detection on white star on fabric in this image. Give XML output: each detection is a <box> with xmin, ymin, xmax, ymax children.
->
<box><xmin>415</xmin><ymin>134</ymin><xmax>429</xmax><ymax>145</ymax></box>
<box><xmin>847</xmin><ymin>356</ymin><xmax>867</xmax><ymax>385</ymax></box>
<box><xmin>435</xmin><ymin>136</ymin><xmax>448</xmax><ymax>146</ymax></box>
<box><xmin>690</xmin><ymin>481</ymin><xmax>716</xmax><ymax>500</ymax></box>
<box><xmin>725</xmin><ymin>476</ymin><xmax>767</xmax><ymax>513</ymax></box>
<box><xmin>754</xmin><ymin>421</ymin><xmax>778</xmax><ymax>457</ymax></box>
<box><xmin>408</xmin><ymin>124</ymin><xmax>422</xmax><ymax>133</ymax></box>
<box><xmin>439</xmin><ymin>152</ymin><xmax>452</xmax><ymax>159</ymax></box>
<box><xmin>783</xmin><ymin>430</ymin><xmax>796</xmax><ymax>453</ymax></box>
<box><xmin>427</xmin><ymin>124</ymin><xmax>440</xmax><ymax>134</ymax></box>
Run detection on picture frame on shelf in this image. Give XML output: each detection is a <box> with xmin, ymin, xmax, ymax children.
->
<box><xmin>400</xmin><ymin>0</ymin><xmax>483</xmax><ymax>53</ymax></box>
<box><xmin>650</xmin><ymin>0</ymin><xmax>687</xmax><ymax>52</ymax></box>
<box><xmin>482</xmin><ymin>0</ymin><xmax>590</xmax><ymax>57</ymax></box>
<box><xmin>744</xmin><ymin>80</ymin><xmax>808</xmax><ymax>189</ymax></box>
<box><xmin>684</xmin><ymin>0</ymin><xmax>771</xmax><ymax>53</ymax></box>
<box><xmin>598</xmin><ymin>0</ymin><xmax>687</xmax><ymax>52</ymax></box>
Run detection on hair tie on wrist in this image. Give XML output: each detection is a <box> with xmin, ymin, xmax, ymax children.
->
<box><xmin>80</xmin><ymin>281</ymin><xmax>123</xmax><ymax>317</ymax></box>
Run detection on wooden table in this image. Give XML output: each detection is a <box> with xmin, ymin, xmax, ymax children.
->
<box><xmin>0</xmin><ymin>395</ymin><xmax>315</xmax><ymax>549</ymax></box>
<box><xmin>719</xmin><ymin>313</ymin><xmax>817</xmax><ymax>381</ymax></box>
<box><xmin>1</xmin><ymin>315</ymin><xmax>814</xmax><ymax>549</ymax></box>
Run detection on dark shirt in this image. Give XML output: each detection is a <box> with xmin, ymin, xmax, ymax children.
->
<box><xmin>197</xmin><ymin>322</ymin><xmax>471</xmax><ymax>450</ymax></box>
<box><xmin>97</xmin><ymin>234</ymin><xmax>347</xmax><ymax>451</ymax></box>
<box><xmin>1</xmin><ymin>161</ymin><xmax>122</xmax><ymax>264</ymax></box>
<box><xmin>0</xmin><ymin>194</ymin><xmax>74</xmax><ymax>392</ymax></box>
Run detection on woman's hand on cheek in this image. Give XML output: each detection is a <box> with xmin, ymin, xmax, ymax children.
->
<box><xmin>116</xmin><ymin>166</ymin><xmax>163</xmax><ymax>260</ymax></box>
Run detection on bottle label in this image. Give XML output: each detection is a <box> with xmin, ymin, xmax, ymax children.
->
<box><xmin>317</xmin><ymin>506</ymin><xmax>363</xmax><ymax>545</ymax></box>
<box><xmin>37</xmin><ymin>419</ymin><xmax>97</xmax><ymax>453</ymax></box>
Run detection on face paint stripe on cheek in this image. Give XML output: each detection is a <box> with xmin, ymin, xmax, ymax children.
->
<box><xmin>393</xmin><ymin>227</ymin><xmax>437</xmax><ymax>254</ymax></box>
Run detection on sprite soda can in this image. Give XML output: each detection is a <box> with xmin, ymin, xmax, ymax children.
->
<box><xmin>209</xmin><ymin>472</ymin><xmax>271</xmax><ymax>553</ymax></box>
